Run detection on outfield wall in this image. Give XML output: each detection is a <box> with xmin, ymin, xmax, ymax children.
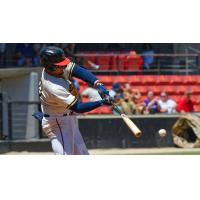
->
<box><xmin>0</xmin><ymin>114</ymin><xmax>181</xmax><ymax>153</ymax></box>
<box><xmin>79</xmin><ymin>115</ymin><xmax>177</xmax><ymax>149</ymax></box>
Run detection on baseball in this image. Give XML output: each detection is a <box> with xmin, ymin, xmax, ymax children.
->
<box><xmin>158</xmin><ymin>129</ymin><xmax>167</xmax><ymax>137</ymax></box>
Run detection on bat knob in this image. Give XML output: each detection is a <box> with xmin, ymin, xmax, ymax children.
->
<box><xmin>135</xmin><ymin>132</ymin><xmax>142</xmax><ymax>138</ymax></box>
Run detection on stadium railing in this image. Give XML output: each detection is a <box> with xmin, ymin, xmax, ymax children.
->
<box><xmin>7</xmin><ymin>101</ymin><xmax>42</xmax><ymax>140</ymax></box>
<box><xmin>0</xmin><ymin>101</ymin><xmax>2</xmax><ymax>140</ymax></box>
<box><xmin>75</xmin><ymin>53</ymin><xmax>200</xmax><ymax>75</ymax></box>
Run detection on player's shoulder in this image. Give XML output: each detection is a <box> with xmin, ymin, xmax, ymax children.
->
<box><xmin>63</xmin><ymin>61</ymin><xmax>76</xmax><ymax>80</ymax></box>
<box><xmin>42</xmin><ymin>71</ymin><xmax>68</xmax><ymax>92</ymax></box>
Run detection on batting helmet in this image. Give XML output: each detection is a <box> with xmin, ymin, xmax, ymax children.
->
<box><xmin>40</xmin><ymin>46</ymin><xmax>70</xmax><ymax>71</ymax></box>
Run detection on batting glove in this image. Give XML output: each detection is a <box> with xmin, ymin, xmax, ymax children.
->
<box><xmin>96</xmin><ymin>83</ymin><xmax>109</xmax><ymax>99</ymax></box>
<box><xmin>101</xmin><ymin>95</ymin><xmax>114</xmax><ymax>105</ymax></box>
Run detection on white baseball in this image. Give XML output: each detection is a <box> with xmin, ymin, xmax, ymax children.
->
<box><xmin>158</xmin><ymin>129</ymin><xmax>167</xmax><ymax>137</ymax></box>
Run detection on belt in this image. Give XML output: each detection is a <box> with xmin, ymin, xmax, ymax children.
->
<box><xmin>43</xmin><ymin>113</ymin><xmax>72</xmax><ymax>117</ymax></box>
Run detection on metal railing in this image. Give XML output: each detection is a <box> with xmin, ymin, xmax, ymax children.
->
<box><xmin>0</xmin><ymin>53</ymin><xmax>199</xmax><ymax>75</ymax></box>
<box><xmin>7</xmin><ymin>101</ymin><xmax>42</xmax><ymax>140</ymax></box>
<box><xmin>75</xmin><ymin>53</ymin><xmax>200</xmax><ymax>75</ymax></box>
<box><xmin>0</xmin><ymin>101</ymin><xmax>3</xmax><ymax>140</ymax></box>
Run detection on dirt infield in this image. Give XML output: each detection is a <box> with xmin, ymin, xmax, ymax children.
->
<box><xmin>90</xmin><ymin>147</ymin><xmax>200</xmax><ymax>155</ymax></box>
<box><xmin>2</xmin><ymin>147</ymin><xmax>200</xmax><ymax>155</ymax></box>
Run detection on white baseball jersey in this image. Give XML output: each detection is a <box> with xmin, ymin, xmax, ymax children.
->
<box><xmin>39</xmin><ymin>62</ymin><xmax>89</xmax><ymax>155</ymax></box>
<box><xmin>39</xmin><ymin>62</ymin><xmax>78</xmax><ymax>115</ymax></box>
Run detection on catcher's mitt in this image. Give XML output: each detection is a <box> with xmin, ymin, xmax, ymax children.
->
<box><xmin>172</xmin><ymin>114</ymin><xmax>200</xmax><ymax>148</ymax></box>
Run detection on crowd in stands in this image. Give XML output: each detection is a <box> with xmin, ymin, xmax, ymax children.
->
<box><xmin>80</xmin><ymin>81</ymin><xmax>194</xmax><ymax>115</ymax></box>
<box><xmin>0</xmin><ymin>43</ymin><xmax>78</xmax><ymax>67</ymax></box>
<box><xmin>0</xmin><ymin>43</ymin><xmax>197</xmax><ymax>114</ymax></box>
<box><xmin>0</xmin><ymin>43</ymin><xmax>155</xmax><ymax>71</ymax></box>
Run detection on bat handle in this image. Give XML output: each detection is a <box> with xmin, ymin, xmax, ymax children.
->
<box><xmin>112</xmin><ymin>104</ymin><xmax>122</xmax><ymax>115</ymax></box>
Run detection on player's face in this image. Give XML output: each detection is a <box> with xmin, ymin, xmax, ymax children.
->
<box><xmin>48</xmin><ymin>65</ymin><xmax>67</xmax><ymax>77</ymax></box>
<box><xmin>55</xmin><ymin>65</ymin><xmax>66</xmax><ymax>74</ymax></box>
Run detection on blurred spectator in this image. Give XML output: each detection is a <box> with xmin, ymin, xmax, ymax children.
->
<box><xmin>123</xmin><ymin>83</ymin><xmax>134</xmax><ymax>99</ymax></box>
<box><xmin>132</xmin><ymin>88</ymin><xmax>142</xmax><ymax>103</ymax></box>
<box><xmin>132</xmin><ymin>88</ymin><xmax>145</xmax><ymax>114</ymax></box>
<box><xmin>143</xmin><ymin>91</ymin><xmax>160</xmax><ymax>114</ymax></box>
<box><xmin>126</xmin><ymin>50</ymin><xmax>144</xmax><ymax>71</ymax></box>
<box><xmin>123</xmin><ymin>83</ymin><xmax>132</xmax><ymax>94</ymax></box>
<box><xmin>158</xmin><ymin>92</ymin><xmax>177</xmax><ymax>114</ymax></box>
<box><xmin>176</xmin><ymin>91</ymin><xmax>194</xmax><ymax>113</ymax></box>
<box><xmin>82</xmin><ymin>85</ymin><xmax>102</xmax><ymax>102</ymax></box>
<box><xmin>62</xmin><ymin>43</ymin><xmax>77</xmax><ymax>62</ymax></box>
<box><xmin>141</xmin><ymin>43</ymin><xmax>154</xmax><ymax>70</ymax></box>
<box><xmin>15</xmin><ymin>44</ymin><xmax>33</xmax><ymax>67</ymax></box>
<box><xmin>32</xmin><ymin>44</ymin><xmax>41</xmax><ymax>66</ymax></box>
<box><xmin>109</xmin><ymin>82</ymin><xmax>123</xmax><ymax>99</ymax></box>
<box><xmin>0</xmin><ymin>43</ymin><xmax>6</xmax><ymax>66</ymax></box>
<box><xmin>119</xmin><ymin>91</ymin><xmax>137</xmax><ymax>115</ymax></box>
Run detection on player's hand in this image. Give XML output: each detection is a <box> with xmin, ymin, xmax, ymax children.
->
<box><xmin>96</xmin><ymin>83</ymin><xmax>109</xmax><ymax>99</ymax></box>
<box><xmin>102</xmin><ymin>95</ymin><xmax>114</xmax><ymax>105</ymax></box>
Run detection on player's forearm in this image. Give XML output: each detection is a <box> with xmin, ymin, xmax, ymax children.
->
<box><xmin>72</xmin><ymin>64</ymin><xmax>109</xmax><ymax>98</ymax></box>
<box><xmin>72</xmin><ymin>64</ymin><xmax>98</xmax><ymax>86</ymax></box>
<box><xmin>70</xmin><ymin>100</ymin><xmax>105</xmax><ymax>113</ymax></box>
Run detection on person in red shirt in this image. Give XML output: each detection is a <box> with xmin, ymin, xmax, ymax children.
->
<box><xmin>176</xmin><ymin>91</ymin><xmax>194</xmax><ymax>113</ymax></box>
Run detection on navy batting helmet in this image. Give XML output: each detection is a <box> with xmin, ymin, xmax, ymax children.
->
<box><xmin>40</xmin><ymin>46</ymin><xmax>70</xmax><ymax>70</ymax></box>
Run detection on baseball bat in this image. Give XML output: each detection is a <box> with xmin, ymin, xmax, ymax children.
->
<box><xmin>112</xmin><ymin>104</ymin><xmax>142</xmax><ymax>138</ymax></box>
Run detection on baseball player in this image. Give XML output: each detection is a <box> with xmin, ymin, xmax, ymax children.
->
<box><xmin>33</xmin><ymin>46</ymin><xmax>112</xmax><ymax>155</ymax></box>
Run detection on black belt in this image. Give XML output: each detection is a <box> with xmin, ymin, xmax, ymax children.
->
<box><xmin>43</xmin><ymin>113</ymin><xmax>70</xmax><ymax>117</ymax></box>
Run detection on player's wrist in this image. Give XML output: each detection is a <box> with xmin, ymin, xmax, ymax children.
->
<box><xmin>94</xmin><ymin>80</ymin><xmax>102</xmax><ymax>87</ymax></box>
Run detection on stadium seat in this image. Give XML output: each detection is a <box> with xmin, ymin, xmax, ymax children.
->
<box><xmin>194</xmin><ymin>105</ymin><xmax>200</xmax><ymax>112</ymax></box>
<box><xmin>175</xmin><ymin>85</ymin><xmax>190</xmax><ymax>94</ymax></box>
<box><xmin>147</xmin><ymin>86</ymin><xmax>161</xmax><ymax>95</ymax></box>
<box><xmin>110</xmin><ymin>56</ymin><xmax>118</xmax><ymax>70</ymax></box>
<box><xmin>184</xmin><ymin>75</ymin><xmax>197</xmax><ymax>84</ymax></box>
<box><xmin>170</xmin><ymin>75</ymin><xmax>184</xmax><ymax>84</ymax></box>
<box><xmin>87</xmin><ymin>106</ymin><xmax>112</xmax><ymax>114</ymax></box>
<box><xmin>118</xmin><ymin>55</ymin><xmax>126</xmax><ymax>70</ymax></box>
<box><xmin>156</xmin><ymin>75</ymin><xmax>170</xmax><ymax>84</ymax></box>
<box><xmin>96</xmin><ymin>56</ymin><xmax>111</xmax><ymax>70</ymax></box>
<box><xmin>97</xmin><ymin>75</ymin><xmax>114</xmax><ymax>84</ymax></box>
<box><xmin>99</xmin><ymin>106</ymin><xmax>112</xmax><ymax>114</ymax></box>
<box><xmin>195</xmin><ymin>77</ymin><xmax>200</xmax><ymax>85</ymax></box>
<box><xmin>132</xmin><ymin>86</ymin><xmax>147</xmax><ymax>94</ymax></box>
<box><xmin>127</xmin><ymin>75</ymin><xmax>142</xmax><ymax>85</ymax></box>
<box><xmin>170</xmin><ymin>95</ymin><xmax>178</xmax><ymax>102</ymax></box>
<box><xmin>189</xmin><ymin>85</ymin><xmax>200</xmax><ymax>94</ymax></box>
<box><xmin>141</xmin><ymin>75</ymin><xmax>156</xmax><ymax>85</ymax></box>
<box><xmin>83</xmin><ymin>56</ymin><xmax>97</xmax><ymax>68</ymax></box>
<box><xmin>77</xmin><ymin>79</ymin><xmax>87</xmax><ymax>87</ymax></box>
<box><xmin>160</xmin><ymin>85</ymin><xmax>176</xmax><ymax>95</ymax></box>
<box><xmin>115</xmin><ymin>75</ymin><xmax>129</xmax><ymax>84</ymax></box>
<box><xmin>191</xmin><ymin>95</ymin><xmax>200</xmax><ymax>105</ymax></box>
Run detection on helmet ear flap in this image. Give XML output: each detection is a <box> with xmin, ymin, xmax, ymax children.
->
<box><xmin>41</xmin><ymin>54</ymin><xmax>56</xmax><ymax>71</ymax></box>
<box><xmin>47</xmin><ymin>65</ymin><xmax>56</xmax><ymax>71</ymax></box>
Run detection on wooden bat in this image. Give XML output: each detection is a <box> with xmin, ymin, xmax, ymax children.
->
<box><xmin>112</xmin><ymin>104</ymin><xmax>142</xmax><ymax>138</ymax></box>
